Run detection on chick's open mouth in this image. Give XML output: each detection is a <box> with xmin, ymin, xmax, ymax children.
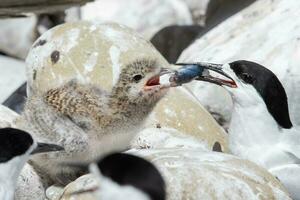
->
<box><xmin>144</xmin><ymin>74</ymin><xmax>172</xmax><ymax>91</ymax></box>
<box><xmin>144</xmin><ymin>75</ymin><xmax>160</xmax><ymax>90</ymax></box>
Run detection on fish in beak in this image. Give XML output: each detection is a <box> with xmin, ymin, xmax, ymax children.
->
<box><xmin>31</xmin><ymin>142</ymin><xmax>64</xmax><ymax>155</ymax></box>
<box><xmin>174</xmin><ymin>62</ymin><xmax>237</xmax><ymax>88</ymax></box>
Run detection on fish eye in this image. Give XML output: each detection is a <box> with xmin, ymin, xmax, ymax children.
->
<box><xmin>132</xmin><ymin>74</ymin><xmax>143</xmax><ymax>83</ymax></box>
<box><xmin>241</xmin><ymin>73</ymin><xmax>254</xmax><ymax>84</ymax></box>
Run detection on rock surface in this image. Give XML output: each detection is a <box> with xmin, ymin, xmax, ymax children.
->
<box><xmin>182</xmin><ymin>0</ymin><xmax>211</xmax><ymax>25</ymax></box>
<box><xmin>0</xmin><ymin>17</ymin><xmax>37</xmax><ymax>59</ymax></box>
<box><xmin>0</xmin><ymin>104</ymin><xmax>19</xmax><ymax>127</ymax></box>
<box><xmin>143</xmin><ymin>87</ymin><xmax>228</xmax><ymax>152</ymax></box>
<box><xmin>179</xmin><ymin>0</ymin><xmax>300</xmax><ymax>128</ymax></box>
<box><xmin>58</xmin><ymin>148</ymin><xmax>291</xmax><ymax>200</ymax></box>
<box><xmin>25</xmin><ymin>21</ymin><xmax>170</xmax><ymax>95</ymax></box>
<box><xmin>0</xmin><ymin>0</ymin><xmax>90</xmax><ymax>17</ymax></box>
<box><xmin>149</xmin><ymin>0</ymin><xmax>256</xmax><ymax>64</ymax></box>
<box><xmin>81</xmin><ymin>0</ymin><xmax>193</xmax><ymax>39</ymax></box>
<box><xmin>15</xmin><ymin>163</ymin><xmax>46</xmax><ymax>200</ymax></box>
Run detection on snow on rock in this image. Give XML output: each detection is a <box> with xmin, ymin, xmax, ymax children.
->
<box><xmin>81</xmin><ymin>0</ymin><xmax>193</xmax><ymax>39</ymax></box>
<box><xmin>0</xmin><ymin>16</ymin><xmax>37</xmax><ymax>59</ymax></box>
<box><xmin>0</xmin><ymin>55</ymin><xmax>26</xmax><ymax>103</ymax></box>
<box><xmin>178</xmin><ymin>0</ymin><xmax>300</xmax><ymax>128</ymax></box>
<box><xmin>142</xmin><ymin>87</ymin><xmax>228</xmax><ymax>152</ymax></box>
<box><xmin>57</xmin><ymin>149</ymin><xmax>291</xmax><ymax>200</ymax></box>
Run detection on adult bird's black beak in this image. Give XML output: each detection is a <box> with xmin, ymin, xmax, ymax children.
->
<box><xmin>175</xmin><ymin>62</ymin><xmax>237</xmax><ymax>88</ymax></box>
<box><xmin>31</xmin><ymin>142</ymin><xmax>64</xmax><ymax>155</ymax></box>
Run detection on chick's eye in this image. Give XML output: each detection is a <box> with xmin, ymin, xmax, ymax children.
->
<box><xmin>132</xmin><ymin>74</ymin><xmax>143</xmax><ymax>83</ymax></box>
<box><xmin>241</xmin><ymin>73</ymin><xmax>254</xmax><ymax>84</ymax></box>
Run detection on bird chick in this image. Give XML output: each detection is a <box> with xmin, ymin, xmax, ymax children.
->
<box><xmin>63</xmin><ymin>152</ymin><xmax>166</xmax><ymax>200</ymax></box>
<box><xmin>179</xmin><ymin>60</ymin><xmax>300</xmax><ymax>200</ymax></box>
<box><xmin>17</xmin><ymin>22</ymin><xmax>172</xmax><ymax>186</ymax></box>
<box><xmin>0</xmin><ymin>128</ymin><xmax>63</xmax><ymax>200</ymax></box>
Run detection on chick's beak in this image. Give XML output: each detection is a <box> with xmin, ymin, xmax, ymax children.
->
<box><xmin>176</xmin><ymin>62</ymin><xmax>237</xmax><ymax>88</ymax></box>
<box><xmin>31</xmin><ymin>142</ymin><xmax>64</xmax><ymax>155</ymax></box>
<box><xmin>144</xmin><ymin>68</ymin><xmax>174</xmax><ymax>90</ymax></box>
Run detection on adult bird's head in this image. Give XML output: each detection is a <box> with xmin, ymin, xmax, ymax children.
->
<box><xmin>0</xmin><ymin>128</ymin><xmax>64</xmax><ymax>163</ymax></box>
<box><xmin>179</xmin><ymin>60</ymin><xmax>292</xmax><ymax>129</ymax></box>
<box><xmin>63</xmin><ymin>152</ymin><xmax>166</xmax><ymax>200</ymax></box>
<box><xmin>0</xmin><ymin>128</ymin><xmax>64</xmax><ymax>186</ymax></box>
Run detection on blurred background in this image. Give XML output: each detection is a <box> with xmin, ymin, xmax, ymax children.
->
<box><xmin>2</xmin><ymin>0</ymin><xmax>300</xmax><ymax>129</ymax></box>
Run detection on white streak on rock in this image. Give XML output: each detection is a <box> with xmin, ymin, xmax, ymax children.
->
<box><xmin>104</xmin><ymin>27</ymin><xmax>129</xmax><ymax>51</ymax></box>
<box><xmin>84</xmin><ymin>52</ymin><xmax>98</xmax><ymax>74</ymax></box>
<box><xmin>110</xmin><ymin>46</ymin><xmax>121</xmax><ymax>86</ymax></box>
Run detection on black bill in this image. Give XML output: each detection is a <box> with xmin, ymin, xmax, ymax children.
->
<box><xmin>31</xmin><ymin>142</ymin><xmax>64</xmax><ymax>155</ymax></box>
<box><xmin>175</xmin><ymin>62</ymin><xmax>237</xmax><ymax>88</ymax></box>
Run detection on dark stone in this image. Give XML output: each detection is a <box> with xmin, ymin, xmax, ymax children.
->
<box><xmin>150</xmin><ymin>25</ymin><xmax>204</xmax><ymax>63</ymax></box>
<box><xmin>3</xmin><ymin>82</ymin><xmax>27</xmax><ymax>114</ymax></box>
<box><xmin>212</xmin><ymin>141</ymin><xmax>222</xmax><ymax>152</ymax></box>
<box><xmin>51</xmin><ymin>50</ymin><xmax>60</xmax><ymax>64</ymax></box>
<box><xmin>33</xmin><ymin>69</ymin><xmax>37</xmax><ymax>80</ymax></box>
<box><xmin>33</xmin><ymin>39</ymin><xmax>47</xmax><ymax>48</ymax></box>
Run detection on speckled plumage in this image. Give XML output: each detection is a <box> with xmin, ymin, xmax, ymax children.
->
<box><xmin>17</xmin><ymin>58</ymin><xmax>168</xmax><ymax>186</ymax></box>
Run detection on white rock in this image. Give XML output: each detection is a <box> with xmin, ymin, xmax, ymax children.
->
<box><xmin>132</xmin><ymin>149</ymin><xmax>291</xmax><ymax>200</ymax></box>
<box><xmin>0</xmin><ymin>17</ymin><xmax>37</xmax><ymax>59</ymax></box>
<box><xmin>15</xmin><ymin>163</ymin><xmax>46</xmax><ymax>200</ymax></box>
<box><xmin>178</xmin><ymin>0</ymin><xmax>300</xmax><ymax>128</ymax></box>
<box><xmin>131</xmin><ymin>127</ymin><xmax>209</xmax><ymax>151</ymax></box>
<box><xmin>46</xmin><ymin>185</ymin><xmax>64</xmax><ymax>200</ymax></box>
<box><xmin>0</xmin><ymin>104</ymin><xmax>19</xmax><ymax>127</ymax></box>
<box><xmin>143</xmin><ymin>87</ymin><xmax>229</xmax><ymax>152</ymax></box>
<box><xmin>25</xmin><ymin>21</ymin><xmax>170</xmax><ymax>95</ymax></box>
<box><xmin>0</xmin><ymin>55</ymin><xmax>26</xmax><ymax>103</ymax></box>
<box><xmin>59</xmin><ymin>148</ymin><xmax>291</xmax><ymax>200</ymax></box>
<box><xmin>81</xmin><ymin>0</ymin><xmax>193</xmax><ymax>39</ymax></box>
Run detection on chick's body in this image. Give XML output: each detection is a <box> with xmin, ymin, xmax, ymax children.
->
<box><xmin>17</xmin><ymin>22</ymin><xmax>170</xmax><ymax>185</ymax></box>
